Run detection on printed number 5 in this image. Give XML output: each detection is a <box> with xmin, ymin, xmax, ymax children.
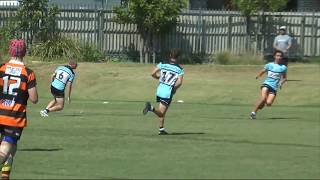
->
<box><xmin>3</xmin><ymin>76</ymin><xmax>21</xmax><ymax>96</ymax></box>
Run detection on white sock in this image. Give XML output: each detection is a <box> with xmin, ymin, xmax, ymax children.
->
<box><xmin>159</xmin><ymin>127</ymin><xmax>165</xmax><ymax>131</ymax></box>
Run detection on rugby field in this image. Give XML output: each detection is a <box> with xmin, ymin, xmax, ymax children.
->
<box><xmin>11</xmin><ymin>62</ymin><xmax>320</xmax><ymax>179</ymax></box>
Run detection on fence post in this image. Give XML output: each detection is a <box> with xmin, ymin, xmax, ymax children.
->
<box><xmin>311</xmin><ymin>11</ymin><xmax>317</xmax><ymax>57</ymax></box>
<box><xmin>96</xmin><ymin>9</ymin><xmax>104</xmax><ymax>52</ymax></box>
<box><xmin>300</xmin><ymin>16</ymin><xmax>305</xmax><ymax>58</ymax></box>
<box><xmin>227</xmin><ymin>15</ymin><xmax>232</xmax><ymax>51</ymax></box>
<box><xmin>201</xmin><ymin>18</ymin><xmax>206</xmax><ymax>54</ymax></box>
<box><xmin>261</xmin><ymin>12</ymin><xmax>266</xmax><ymax>56</ymax></box>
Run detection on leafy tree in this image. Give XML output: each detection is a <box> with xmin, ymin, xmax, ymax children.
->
<box><xmin>16</xmin><ymin>0</ymin><xmax>59</xmax><ymax>46</ymax></box>
<box><xmin>232</xmin><ymin>0</ymin><xmax>288</xmax><ymax>16</ymax></box>
<box><xmin>232</xmin><ymin>0</ymin><xmax>288</xmax><ymax>50</ymax></box>
<box><xmin>114</xmin><ymin>0</ymin><xmax>187</xmax><ymax>63</ymax></box>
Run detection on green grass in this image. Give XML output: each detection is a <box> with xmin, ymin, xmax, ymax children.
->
<box><xmin>9</xmin><ymin>61</ymin><xmax>320</xmax><ymax>179</ymax></box>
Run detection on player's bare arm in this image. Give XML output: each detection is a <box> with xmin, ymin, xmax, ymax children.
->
<box><xmin>28</xmin><ymin>87</ymin><xmax>38</xmax><ymax>104</ymax></box>
<box><xmin>51</xmin><ymin>73</ymin><xmax>56</xmax><ymax>81</ymax></box>
<box><xmin>174</xmin><ymin>75</ymin><xmax>183</xmax><ymax>91</ymax></box>
<box><xmin>151</xmin><ymin>67</ymin><xmax>160</xmax><ymax>80</ymax></box>
<box><xmin>66</xmin><ymin>82</ymin><xmax>72</xmax><ymax>104</ymax></box>
<box><xmin>279</xmin><ymin>73</ymin><xmax>287</xmax><ymax>89</ymax></box>
<box><xmin>255</xmin><ymin>69</ymin><xmax>266</xmax><ymax>79</ymax></box>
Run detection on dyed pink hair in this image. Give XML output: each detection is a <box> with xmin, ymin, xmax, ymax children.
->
<box><xmin>9</xmin><ymin>39</ymin><xmax>26</xmax><ymax>57</ymax></box>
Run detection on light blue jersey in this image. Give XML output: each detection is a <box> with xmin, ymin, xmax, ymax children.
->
<box><xmin>156</xmin><ymin>62</ymin><xmax>184</xmax><ymax>99</ymax></box>
<box><xmin>263</xmin><ymin>62</ymin><xmax>287</xmax><ymax>91</ymax></box>
<box><xmin>51</xmin><ymin>65</ymin><xmax>75</xmax><ymax>91</ymax></box>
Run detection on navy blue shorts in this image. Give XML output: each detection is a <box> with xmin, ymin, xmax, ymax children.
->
<box><xmin>261</xmin><ymin>84</ymin><xmax>277</xmax><ymax>95</ymax></box>
<box><xmin>51</xmin><ymin>86</ymin><xmax>65</xmax><ymax>98</ymax></box>
<box><xmin>0</xmin><ymin>125</ymin><xmax>23</xmax><ymax>144</ymax></box>
<box><xmin>156</xmin><ymin>96</ymin><xmax>172</xmax><ymax>106</ymax></box>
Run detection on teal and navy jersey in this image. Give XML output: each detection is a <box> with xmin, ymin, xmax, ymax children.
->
<box><xmin>51</xmin><ymin>65</ymin><xmax>75</xmax><ymax>91</ymax></box>
<box><xmin>263</xmin><ymin>62</ymin><xmax>287</xmax><ymax>91</ymax></box>
<box><xmin>156</xmin><ymin>62</ymin><xmax>184</xmax><ymax>99</ymax></box>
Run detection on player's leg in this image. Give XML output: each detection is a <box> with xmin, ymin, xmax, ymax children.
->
<box><xmin>47</xmin><ymin>97</ymin><xmax>65</xmax><ymax>112</ymax></box>
<box><xmin>1</xmin><ymin>146</ymin><xmax>16</xmax><ymax>179</ymax></box>
<box><xmin>266</xmin><ymin>93</ymin><xmax>276</xmax><ymax>106</ymax></box>
<box><xmin>153</xmin><ymin>102</ymin><xmax>169</xmax><ymax>135</ymax></box>
<box><xmin>0</xmin><ymin>127</ymin><xmax>21</xmax><ymax>179</ymax></box>
<box><xmin>250</xmin><ymin>87</ymin><xmax>269</xmax><ymax>119</ymax></box>
<box><xmin>46</xmin><ymin>99</ymin><xmax>57</xmax><ymax>110</ymax></box>
<box><xmin>40</xmin><ymin>99</ymin><xmax>57</xmax><ymax>117</ymax></box>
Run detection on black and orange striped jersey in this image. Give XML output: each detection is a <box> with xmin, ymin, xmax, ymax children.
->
<box><xmin>0</xmin><ymin>60</ymin><xmax>36</xmax><ymax>127</ymax></box>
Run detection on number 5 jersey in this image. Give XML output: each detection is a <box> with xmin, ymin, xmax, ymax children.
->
<box><xmin>0</xmin><ymin>60</ymin><xmax>37</xmax><ymax>127</ymax></box>
<box><xmin>156</xmin><ymin>62</ymin><xmax>184</xmax><ymax>99</ymax></box>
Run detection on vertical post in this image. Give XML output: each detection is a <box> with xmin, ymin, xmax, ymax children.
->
<box><xmin>197</xmin><ymin>9</ymin><xmax>202</xmax><ymax>54</ymax></box>
<box><xmin>300</xmin><ymin>16</ymin><xmax>305</xmax><ymax>58</ymax></box>
<box><xmin>96</xmin><ymin>9</ymin><xmax>104</xmax><ymax>52</ymax></box>
<box><xmin>311</xmin><ymin>10</ymin><xmax>317</xmax><ymax>57</ymax></box>
<box><xmin>245</xmin><ymin>15</ymin><xmax>251</xmax><ymax>52</ymax></box>
<box><xmin>201</xmin><ymin>18</ymin><xmax>206</xmax><ymax>55</ymax></box>
<box><xmin>261</xmin><ymin>12</ymin><xmax>266</xmax><ymax>56</ymax></box>
<box><xmin>227</xmin><ymin>15</ymin><xmax>232</xmax><ymax>51</ymax></box>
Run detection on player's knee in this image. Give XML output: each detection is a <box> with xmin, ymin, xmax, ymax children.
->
<box><xmin>56</xmin><ymin>104</ymin><xmax>64</xmax><ymax>110</ymax></box>
<box><xmin>0</xmin><ymin>137</ymin><xmax>17</xmax><ymax>163</ymax></box>
<box><xmin>266</xmin><ymin>102</ymin><xmax>273</xmax><ymax>106</ymax></box>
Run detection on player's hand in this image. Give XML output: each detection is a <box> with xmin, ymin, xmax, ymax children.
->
<box><xmin>172</xmin><ymin>88</ymin><xmax>176</xmax><ymax>95</ymax></box>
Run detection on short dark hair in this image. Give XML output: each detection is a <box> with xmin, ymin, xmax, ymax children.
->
<box><xmin>273</xmin><ymin>50</ymin><xmax>283</xmax><ymax>56</ymax></box>
<box><xmin>69</xmin><ymin>59</ymin><xmax>77</xmax><ymax>66</ymax></box>
<box><xmin>170</xmin><ymin>48</ymin><xmax>181</xmax><ymax>59</ymax></box>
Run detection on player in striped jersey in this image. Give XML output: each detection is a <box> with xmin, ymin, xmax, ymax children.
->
<box><xmin>250</xmin><ymin>50</ymin><xmax>287</xmax><ymax>120</ymax></box>
<box><xmin>0</xmin><ymin>39</ymin><xmax>38</xmax><ymax>179</ymax></box>
<box><xmin>40</xmin><ymin>60</ymin><xmax>77</xmax><ymax>117</ymax></box>
<box><xmin>142</xmin><ymin>49</ymin><xmax>184</xmax><ymax>135</ymax></box>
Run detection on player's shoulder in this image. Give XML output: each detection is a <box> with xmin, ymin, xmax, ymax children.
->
<box><xmin>280</xmin><ymin>64</ymin><xmax>287</xmax><ymax>70</ymax></box>
<box><xmin>58</xmin><ymin>65</ymin><xmax>75</xmax><ymax>75</ymax></box>
<box><xmin>265</xmin><ymin>62</ymin><xmax>274</xmax><ymax>67</ymax></box>
<box><xmin>25</xmin><ymin>66</ymin><xmax>35</xmax><ymax>76</ymax></box>
<box><xmin>171</xmin><ymin>63</ymin><xmax>183</xmax><ymax>70</ymax></box>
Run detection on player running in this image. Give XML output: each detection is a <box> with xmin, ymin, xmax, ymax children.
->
<box><xmin>250</xmin><ymin>50</ymin><xmax>287</xmax><ymax>120</ymax></box>
<box><xmin>0</xmin><ymin>39</ymin><xmax>38</xmax><ymax>179</ymax></box>
<box><xmin>40</xmin><ymin>60</ymin><xmax>77</xmax><ymax>117</ymax></box>
<box><xmin>143</xmin><ymin>49</ymin><xmax>184</xmax><ymax>135</ymax></box>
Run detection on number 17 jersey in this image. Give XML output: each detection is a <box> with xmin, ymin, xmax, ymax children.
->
<box><xmin>156</xmin><ymin>62</ymin><xmax>184</xmax><ymax>99</ymax></box>
<box><xmin>51</xmin><ymin>65</ymin><xmax>75</xmax><ymax>91</ymax></box>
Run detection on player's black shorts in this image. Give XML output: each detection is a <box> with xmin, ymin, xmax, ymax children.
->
<box><xmin>157</xmin><ymin>96</ymin><xmax>172</xmax><ymax>106</ymax></box>
<box><xmin>0</xmin><ymin>125</ymin><xmax>23</xmax><ymax>142</ymax></box>
<box><xmin>261</xmin><ymin>84</ymin><xmax>277</xmax><ymax>95</ymax></box>
<box><xmin>51</xmin><ymin>86</ymin><xmax>65</xmax><ymax>98</ymax></box>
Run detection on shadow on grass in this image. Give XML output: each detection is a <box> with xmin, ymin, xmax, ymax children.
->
<box><xmin>19</xmin><ymin>148</ymin><xmax>63</xmax><ymax>152</ymax></box>
<box><xmin>212</xmin><ymin>139</ymin><xmax>320</xmax><ymax>149</ymax></box>
<box><xmin>286</xmin><ymin>79</ymin><xmax>302</xmax><ymax>82</ymax></box>
<box><xmin>265</xmin><ymin>117</ymin><xmax>301</xmax><ymax>120</ymax></box>
<box><xmin>168</xmin><ymin>132</ymin><xmax>205</xmax><ymax>136</ymax></box>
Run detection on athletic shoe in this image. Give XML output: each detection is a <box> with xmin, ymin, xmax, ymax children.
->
<box><xmin>250</xmin><ymin>112</ymin><xmax>256</xmax><ymax>120</ymax></box>
<box><xmin>40</xmin><ymin>110</ymin><xmax>49</xmax><ymax>117</ymax></box>
<box><xmin>158</xmin><ymin>130</ymin><xmax>169</xmax><ymax>135</ymax></box>
<box><xmin>142</xmin><ymin>102</ymin><xmax>151</xmax><ymax>115</ymax></box>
